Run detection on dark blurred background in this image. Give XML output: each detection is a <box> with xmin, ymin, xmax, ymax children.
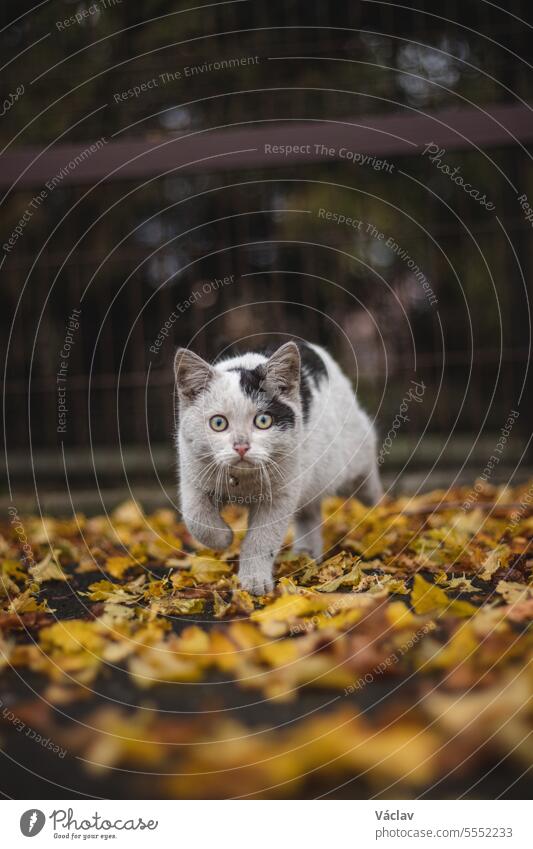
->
<box><xmin>1</xmin><ymin>0</ymin><xmax>532</xmax><ymax>511</ymax></box>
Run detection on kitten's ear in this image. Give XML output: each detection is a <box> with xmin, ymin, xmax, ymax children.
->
<box><xmin>174</xmin><ymin>348</ymin><xmax>214</xmax><ymax>402</ymax></box>
<box><xmin>264</xmin><ymin>341</ymin><xmax>300</xmax><ymax>398</ymax></box>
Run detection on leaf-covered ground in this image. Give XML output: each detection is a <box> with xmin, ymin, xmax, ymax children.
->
<box><xmin>1</xmin><ymin>482</ymin><xmax>533</xmax><ymax>799</ymax></box>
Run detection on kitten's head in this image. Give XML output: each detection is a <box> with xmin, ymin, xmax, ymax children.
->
<box><xmin>174</xmin><ymin>342</ymin><xmax>301</xmax><ymax>470</ymax></box>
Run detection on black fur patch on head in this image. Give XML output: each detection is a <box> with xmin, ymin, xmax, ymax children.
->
<box><xmin>296</xmin><ymin>341</ymin><xmax>328</xmax><ymax>421</ymax></box>
<box><xmin>226</xmin><ymin>340</ymin><xmax>328</xmax><ymax>423</ymax></box>
<box><xmin>235</xmin><ymin>364</ymin><xmax>266</xmax><ymax>400</ymax></box>
<box><xmin>228</xmin><ymin>365</ymin><xmax>295</xmax><ymax>430</ymax></box>
<box><xmin>259</xmin><ymin>397</ymin><xmax>295</xmax><ymax>430</ymax></box>
<box><xmin>295</xmin><ymin>340</ymin><xmax>328</xmax><ymax>382</ymax></box>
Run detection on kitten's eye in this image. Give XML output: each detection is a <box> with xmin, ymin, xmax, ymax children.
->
<box><xmin>209</xmin><ymin>415</ymin><xmax>228</xmax><ymax>432</ymax></box>
<box><xmin>254</xmin><ymin>413</ymin><xmax>273</xmax><ymax>429</ymax></box>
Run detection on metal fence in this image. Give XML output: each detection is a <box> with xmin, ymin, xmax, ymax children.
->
<box><xmin>3</xmin><ymin>148</ymin><xmax>532</xmax><ymax>452</ymax></box>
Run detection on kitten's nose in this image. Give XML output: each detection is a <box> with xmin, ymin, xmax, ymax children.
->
<box><xmin>233</xmin><ymin>442</ymin><xmax>250</xmax><ymax>458</ymax></box>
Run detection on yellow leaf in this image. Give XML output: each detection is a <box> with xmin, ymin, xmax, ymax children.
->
<box><xmin>443</xmin><ymin>575</ymin><xmax>478</xmax><ymax>593</ymax></box>
<box><xmin>411</xmin><ymin>574</ymin><xmax>477</xmax><ymax>617</ymax></box>
<box><xmin>316</xmin><ymin>563</ymin><xmax>362</xmax><ymax>592</ymax></box>
<box><xmin>313</xmin><ymin>607</ymin><xmax>363</xmax><ymax>631</ymax></box>
<box><xmin>112</xmin><ymin>500</ymin><xmax>144</xmax><ymax>525</ymax></box>
<box><xmin>129</xmin><ymin>646</ymin><xmax>202</xmax><ymax>686</ymax></box>
<box><xmin>259</xmin><ymin>639</ymin><xmax>301</xmax><ymax>667</ymax></box>
<box><xmin>387</xmin><ymin>601</ymin><xmax>420</xmax><ymax>628</ymax></box>
<box><xmin>232</xmin><ymin>589</ymin><xmax>255</xmax><ymax>615</ymax></box>
<box><xmin>84</xmin><ymin>575</ymin><xmax>146</xmax><ymax>603</ymax></box>
<box><xmin>39</xmin><ymin>620</ymin><xmax>105</xmax><ymax>655</ymax></box>
<box><xmin>99</xmin><ymin>603</ymin><xmax>135</xmax><ymax>625</ymax></box>
<box><xmin>29</xmin><ymin>550</ymin><xmax>67</xmax><ymax>583</ymax></box>
<box><xmin>149</xmin><ymin>596</ymin><xmax>205</xmax><ymax>616</ymax></box>
<box><xmin>175</xmin><ymin>626</ymin><xmax>211</xmax><ymax>655</ymax></box>
<box><xmin>227</xmin><ymin>621</ymin><xmax>265</xmax><ymax>649</ymax></box>
<box><xmin>213</xmin><ymin>591</ymin><xmax>232</xmax><ymax>618</ymax></box>
<box><xmin>7</xmin><ymin>589</ymin><xmax>50</xmax><ymax>614</ymax></box>
<box><xmin>0</xmin><ymin>559</ymin><xmax>25</xmax><ymax>596</ymax></box>
<box><xmin>479</xmin><ymin>544</ymin><xmax>511</xmax><ymax>581</ymax></box>
<box><xmin>428</xmin><ymin>621</ymin><xmax>479</xmax><ymax>669</ymax></box>
<box><xmin>105</xmin><ymin>555</ymin><xmax>139</xmax><ymax>579</ymax></box>
<box><xmin>251</xmin><ymin>593</ymin><xmax>328</xmax><ymax>636</ymax></box>
<box><xmin>2</xmin><ymin>558</ymin><xmax>28</xmax><ymax>583</ymax></box>
<box><xmin>187</xmin><ymin>556</ymin><xmax>232</xmax><ymax>583</ymax></box>
<box><xmin>209</xmin><ymin>630</ymin><xmax>241</xmax><ymax>671</ymax></box>
<box><xmin>496</xmin><ymin>580</ymin><xmax>533</xmax><ymax>605</ymax></box>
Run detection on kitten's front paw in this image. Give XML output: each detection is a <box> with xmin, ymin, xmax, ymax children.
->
<box><xmin>239</xmin><ymin>570</ymin><xmax>274</xmax><ymax>596</ymax></box>
<box><xmin>186</xmin><ymin>520</ymin><xmax>233</xmax><ymax>552</ymax></box>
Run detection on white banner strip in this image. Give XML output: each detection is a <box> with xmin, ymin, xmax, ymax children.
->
<box><xmin>3</xmin><ymin>799</ymin><xmax>528</xmax><ymax>848</ymax></box>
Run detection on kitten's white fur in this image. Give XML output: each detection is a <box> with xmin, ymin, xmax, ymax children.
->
<box><xmin>174</xmin><ymin>341</ymin><xmax>382</xmax><ymax>594</ymax></box>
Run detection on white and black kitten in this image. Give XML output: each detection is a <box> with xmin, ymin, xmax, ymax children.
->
<box><xmin>174</xmin><ymin>340</ymin><xmax>382</xmax><ymax>594</ymax></box>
